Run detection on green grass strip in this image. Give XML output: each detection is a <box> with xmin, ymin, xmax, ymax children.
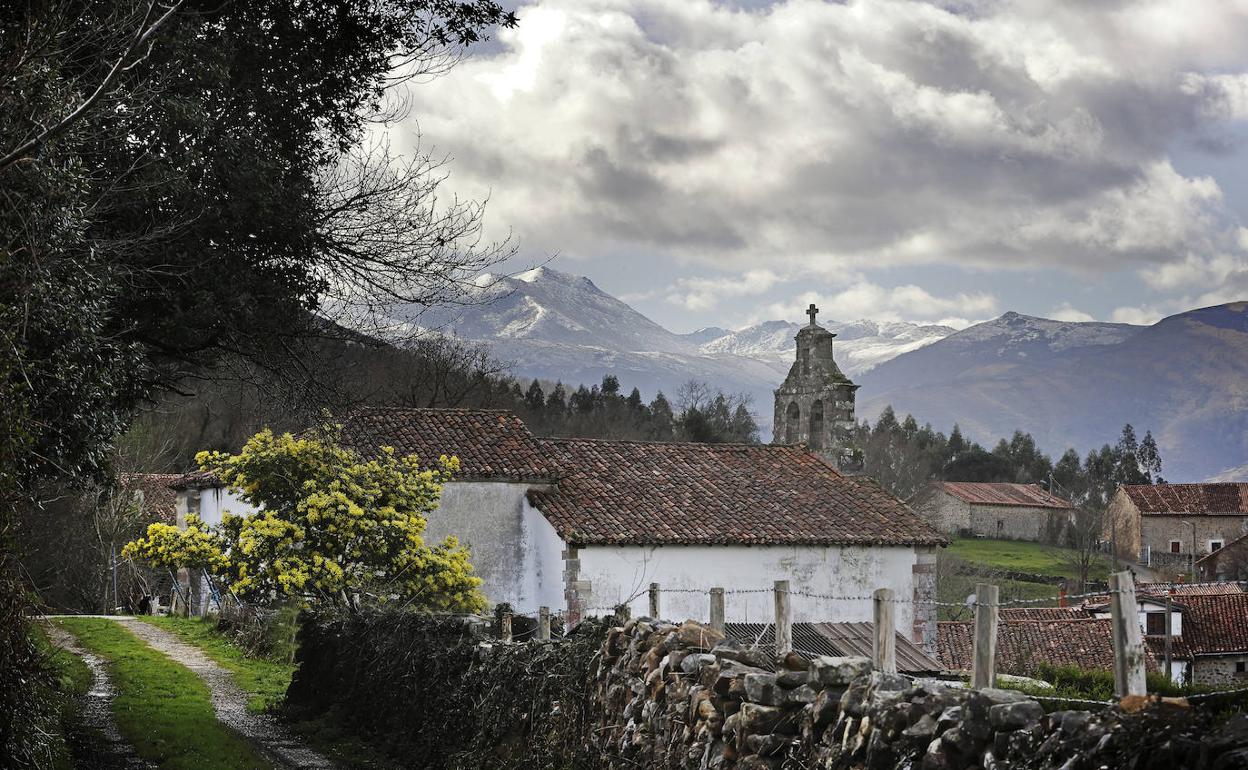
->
<box><xmin>946</xmin><ymin>537</ymin><xmax>1112</xmax><ymax>580</ymax></box>
<box><xmin>56</xmin><ymin>617</ymin><xmax>273</xmax><ymax>770</ymax></box>
<box><xmin>138</xmin><ymin>616</ymin><xmax>295</xmax><ymax>714</ymax></box>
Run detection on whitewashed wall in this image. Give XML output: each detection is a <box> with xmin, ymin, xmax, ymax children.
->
<box><xmin>418</xmin><ymin>481</ymin><xmax>565</xmax><ymax>615</ymax></box>
<box><xmin>576</xmin><ymin>544</ymin><xmax>921</xmax><ymax>636</ymax></box>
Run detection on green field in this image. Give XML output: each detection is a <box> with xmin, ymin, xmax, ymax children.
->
<box><xmin>946</xmin><ymin>537</ymin><xmax>1111</xmax><ymax>581</ymax></box>
<box><xmin>56</xmin><ymin>617</ymin><xmax>272</xmax><ymax>770</ymax></box>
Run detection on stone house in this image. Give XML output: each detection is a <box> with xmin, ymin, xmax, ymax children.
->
<box><xmin>170</xmin><ymin>406</ymin><xmax>949</xmax><ymax>648</ymax></box>
<box><xmin>908</xmin><ymin>481</ymin><xmax>1074</xmax><ymax>543</ymax></box>
<box><xmin>1105</xmin><ymin>483</ymin><xmax>1248</xmax><ymax>568</ymax></box>
<box><xmin>1196</xmin><ymin>531</ymin><xmax>1248</xmax><ymax>581</ymax></box>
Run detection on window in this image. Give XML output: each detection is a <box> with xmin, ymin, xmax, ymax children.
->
<box><xmin>1170</xmin><ymin>540</ymin><xmax>1182</xmax><ymax>554</ymax></box>
<box><xmin>1210</xmin><ymin>540</ymin><xmax>1224</xmax><ymax>552</ymax></box>
<box><xmin>997</xmin><ymin>520</ymin><xmax>1004</xmax><ymax>532</ymax></box>
<box><xmin>1145</xmin><ymin>611</ymin><xmax>1167</xmax><ymax>636</ymax></box>
<box><xmin>1236</xmin><ymin>661</ymin><xmax>1247</xmax><ymax>679</ymax></box>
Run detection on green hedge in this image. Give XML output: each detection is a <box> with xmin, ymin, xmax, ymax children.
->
<box><xmin>285</xmin><ymin>610</ymin><xmax>606</xmax><ymax>770</ymax></box>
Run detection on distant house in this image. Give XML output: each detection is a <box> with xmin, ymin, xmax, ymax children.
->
<box><xmin>171</xmin><ymin>407</ymin><xmax>950</xmax><ymax>648</ymax></box>
<box><xmin>1196</xmin><ymin>532</ymin><xmax>1248</xmax><ymax>582</ymax></box>
<box><xmin>119</xmin><ymin>472</ymin><xmax>180</xmax><ymax>524</ymax></box>
<box><xmin>908</xmin><ymin>481</ymin><xmax>1074</xmax><ymax>543</ymax></box>
<box><xmin>1105</xmin><ymin>483</ymin><xmax>1248</xmax><ymax>567</ymax></box>
<box><xmin>941</xmin><ymin>584</ymin><xmax>1248</xmax><ymax>685</ymax></box>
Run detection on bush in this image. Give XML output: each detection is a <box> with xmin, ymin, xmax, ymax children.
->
<box><xmin>0</xmin><ymin>575</ymin><xmax>67</xmax><ymax>768</ymax></box>
<box><xmin>286</xmin><ymin>609</ymin><xmax>606</xmax><ymax>769</ymax></box>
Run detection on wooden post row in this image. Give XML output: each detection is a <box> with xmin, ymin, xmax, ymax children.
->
<box><xmin>539</xmin><ymin>606</ymin><xmax>551</xmax><ymax>641</ymax></box>
<box><xmin>873</xmin><ymin>587</ymin><xmax>897</xmax><ymax>674</ymax></box>
<box><xmin>774</xmin><ymin>580</ymin><xmax>792</xmax><ymax>656</ymax></box>
<box><xmin>709</xmin><ymin>587</ymin><xmax>725</xmax><ymax>633</ymax></box>
<box><xmin>649</xmin><ymin>582</ymin><xmax>660</xmax><ymax>619</ymax></box>
<box><xmin>1109</xmin><ymin>570</ymin><xmax>1147</xmax><ymax>697</ymax></box>
<box><xmin>971</xmin><ymin>583</ymin><xmax>998</xmax><ymax>689</ymax></box>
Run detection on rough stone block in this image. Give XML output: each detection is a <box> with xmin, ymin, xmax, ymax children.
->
<box><xmin>677</xmin><ymin>621</ymin><xmax>726</xmax><ymax>651</ymax></box>
<box><xmin>988</xmin><ymin>700</ymin><xmax>1043</xmax><ymax>732</ymax></box>
<box><xmin>739</xmin><ymin>703</ymin><xmax>785</xmax><ymax>735</ymax></box>
<box><xmin>743</xmin><ymin>672</ymin><xmax>783</xmax><ymax>706</ymax></box>
<box><xmin>809</xmin><ymin>656</ymin><xmax>873</xmax><ymax>687</ymax></box>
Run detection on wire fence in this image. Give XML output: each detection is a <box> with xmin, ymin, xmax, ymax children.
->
<box><xmin>493</xmin><ymin>575</ymin><xmax>1248</xmax><ymax>704</ymax></box>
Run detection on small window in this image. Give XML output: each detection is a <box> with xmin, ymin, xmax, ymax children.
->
<box><xmin>997</xmin><ymin>520</ymin><xmax>1004</xmax><ymax>532</ymax></box>
<box><xmin>1236</xmin><ymin>661</ymin><xmax>1246</xmax><ymax>673</ymax></box>
<box><xmin>1170</xmin><ymin>540</ymin><xmax>1182</xmax><ymax>554</ymax></box>
<box><xmin>1145</xmin><ymin>611</ymin><xmax>1167</xmax><ymax>636</ymax></box>
<box><xmin>1210</xmin><ymin>540</ymin><xmax>1224</xmax><ymax>552</ymax></box>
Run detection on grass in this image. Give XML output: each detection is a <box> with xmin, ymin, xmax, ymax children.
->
<box><xmin>946</xmin><ymin>537</ymin><xmax>1111</xmax><ymax>581</ymax></box>
<box><xmin>55</xmin><ymin>617</ymin><xmax>273</xmax><ymax>770</ymax></box>
<box><xmin>138</xmin><ymin>615</ymin><xmax>295</xmax><ymax>714</ymax></box>
<box><xmin>29</xmin><ymin>623</ymin><xmax>92</xmax><ymax>770</ymax></box>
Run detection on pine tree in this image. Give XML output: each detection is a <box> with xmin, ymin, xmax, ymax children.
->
<box><xmin>524</xmin><ymin>380</ymin><xmax>545</xmax><ymax>413</ymax></box>
<box><xmin>546</xmin><ymin>382</ymin><xmax>567</xmax><ymax>412</ymax></box>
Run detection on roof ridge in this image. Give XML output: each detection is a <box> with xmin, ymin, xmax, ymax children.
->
<box><xmin>537</xmin><ymin>436</ymin><xmax>787</xmax><ymax>449</ymax></box>
<box><xmin>342</xmin><ymin>406</ymin><xmax>519</xmax><ymax>416</ymax></box>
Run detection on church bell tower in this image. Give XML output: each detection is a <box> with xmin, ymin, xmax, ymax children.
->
<box><xmin>773</xmin><ymin>304</ymin><xmax>859</xmax><ymax>468</ymax></box>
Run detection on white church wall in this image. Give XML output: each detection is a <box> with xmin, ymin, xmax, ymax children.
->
<box><xmin>425</xmin><ymin>481</ymin><xmax>534</xmax><ymax>609</ymax></box>
<box><xmin>576</xmin><ymin>544</ymin><xmax>920</xmax><ymax>635</ymax></box>
<box><xmin>519</xmin><ymin>496</ymin><xmax>568</xmax><ymax>615</ymax></box>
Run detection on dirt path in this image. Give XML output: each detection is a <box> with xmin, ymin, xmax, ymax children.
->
<box><xmin>110</xmin><ymin>617</ymin><xmax>338</xmax><ymax>770</ymax></box>
<box><xmin>42</xmin><ymin>622</ymin><xmax>156</xmax><ymax>770</ymax></box>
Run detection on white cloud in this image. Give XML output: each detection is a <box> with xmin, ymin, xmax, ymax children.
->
<box><xmin>666</xmin><ymin>269</ymin><xmax>782</xmax><ymax>310</ymax></box>
<box><xmin>389</xmin><ymin>0</ymin><xmax>1248</xmax><ymax>319</ymax></box>
<box><xmin>1111</xmin><ymin>305</ymin><xmax>1165</xmax><ymax>325</ymax></box>
<box><xmin>1049</xmin><ymin>303</ymin><xmax>1097</xmax><ymax>322</ymax></box>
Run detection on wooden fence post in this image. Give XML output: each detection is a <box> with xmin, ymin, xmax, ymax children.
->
<box><xmin>971</xmin><ymin>583</ymin><xmax>998</xmax><ymax>689</ymax></box>
<box><xmin>539</xmin><ymin>606</ymin><xmax>551</xmax><ymax>641</ymax></box>
<box><xmin>1109</xmin><ymin>570</ymin><xmax>1147</xmax><ymax>696</ymax></box>
<box><xmin>873</xmin><ymin>588</ymin><xmax>897</xmax><ymax>674</ymax></box>
<box><xmin>774</xmin><ymin>580</ymin><xmax>792</xmax><ymax>657</ymax></box>
<box><xmin>500</xmin><ymin>612</ymin><xmax>512</xmax><ymax>644</ymax></box>
<box><xmin>649</xmin><ymin>582</ymin><xmax>660</xmax><ymax>619</ymax></box>
<box><xmin>709</xmin><ymin>587</ymin><xmax>725</xmax><ymax>633</ymax></box>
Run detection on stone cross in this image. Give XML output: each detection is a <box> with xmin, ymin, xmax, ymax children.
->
<box><xmin>806</xmin><ymin>303</ymin><xmax>819</xmax><ymax>326</ymax></box>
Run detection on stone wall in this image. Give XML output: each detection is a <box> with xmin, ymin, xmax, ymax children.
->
<box><xmin>966</xmin><ymin>504</ymin><xmax>1068</xmax><ymax>544</ymax></box>
<box><xmin>588</xmin><ymin>617</ymin><xmax>1248</xmax><ymax>770</ymax></box>
<box><xmin>912</xmin><ymin>490</ymin><xmax>971</xmax><ymax>536</ymax></box>
<box><xmin>1141</xmin><ymin>515</ymin><xmax>1248</xmax><ymax>560</ymax></box>
<box><xmin>288</xmin><ymin>610</ymin><xmax>1248</xmax><ymax>770</ymax></box>
<box><xmin>1192</xmin><ymin>655</ymin><xmax>1248</xmax><ymax>687</ymax></box>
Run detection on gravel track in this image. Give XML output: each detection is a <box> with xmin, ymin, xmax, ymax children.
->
<box><xmin>42</xmin><ymin>622</ymin><xmax>156</xmax><ymax>770</ymax></box>
<box><xmin>110</xmin><ymin>617</ymin><xmax>338</xmax><ymax>770</ymax></box>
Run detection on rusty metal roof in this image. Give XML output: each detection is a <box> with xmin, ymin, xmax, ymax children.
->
<box><xmin>930</xmin><ymin>481</ymin><xmax>1073</xmax><ymax>509</ymax></box>
<box><xmin>724</xmin><ymin>621</ymin><xmax>943</xmax><ymax>673</ymax></box>
<box><xmin>1122</xmin><ymin>483</ymin><xmax>1248</xmax><ymax>515</ymax></box>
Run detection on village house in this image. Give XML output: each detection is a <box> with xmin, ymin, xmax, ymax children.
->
<box><xmin>1105</xmin><ymin>483</ymin><xmax>1248</xmax><ymax>568</ymax></box>
<box><xmin>1196</xmin><ymin>531</ymin><xmax>1248</xmax><ymax>581</ymax></box>
<box><xmin>938</xmin><ymin>583</ymin><xmax>1248</xmax><ymax>685</ymax></box>
<box><xmin>908</xmin><ymin>481</ymin><xmax>1074</xmax><ymax>543</ymax></box>
<box><xmin>163</xmin><ymin>310</ymin><xmax>949</xmax><ymax>646</ymax></box>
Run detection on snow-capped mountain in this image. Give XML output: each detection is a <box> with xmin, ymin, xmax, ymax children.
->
<box><xmin>386</xmin><ymin>267</ymin><xmax>954</xmax><ymax>404</ymax></box>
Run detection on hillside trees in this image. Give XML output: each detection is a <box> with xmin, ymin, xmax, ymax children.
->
<box><xmin>858</xmin><ymin>407</ymin><xmax>1163</xmax><ymax>505</ymax></box>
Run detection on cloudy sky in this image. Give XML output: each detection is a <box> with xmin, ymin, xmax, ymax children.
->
<box><xmin>390</xmin><ymin>0</ymin><xmax>1248</xmax><ymax>332</ymax></box>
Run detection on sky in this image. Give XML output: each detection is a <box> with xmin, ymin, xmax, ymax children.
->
<box><xmin>386</xmin><ymin>0</ymin><xmax>1248</xmax><ymax>333</ymax></box>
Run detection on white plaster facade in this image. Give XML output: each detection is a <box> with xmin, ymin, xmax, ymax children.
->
<box><xmin>575</xmin><ymin>543</ymin><xmax>926</xmax><ymax>634</ymax></box>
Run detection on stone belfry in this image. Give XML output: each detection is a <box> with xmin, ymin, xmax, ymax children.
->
<box><xmin>773</xmin><ymin>304</ymin><xmax>859</xmax><ymax>465</ymax></box>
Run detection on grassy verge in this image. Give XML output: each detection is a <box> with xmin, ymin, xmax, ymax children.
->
<box><xmin>55</xmin><ymin>617</ymin><xmax>272</xmax><ymax>770</ymax></box>
<box><xmin>937</xmin><ymin>573</ymin><xmax>1060</xmax><ymax>620</ymax></box>
<box><xmin>947</xmin><ymin>537</ymin><xmax>1111</xmax><ymax>581</ymax></box>
<box><xmin>29</xmin><ymin>623</ymin><xmax>92</xmax><ymax>770</ymax></box>
<box><xmin>138</xmin><ymin>616</ymin><xmax>294</xmax><ymax>713</ymax></box>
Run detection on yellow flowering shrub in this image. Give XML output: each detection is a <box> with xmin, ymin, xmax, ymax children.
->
<box><xmin>124</xmin><ymin>423</ymin><xmax>485</xmax><ymax>611</ymax></box>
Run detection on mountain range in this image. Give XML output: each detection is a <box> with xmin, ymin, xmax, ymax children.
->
<box><xmin>386</xmin><ymin>267</ymin><xmax>1248</xmax><ymax>482</ymax></box>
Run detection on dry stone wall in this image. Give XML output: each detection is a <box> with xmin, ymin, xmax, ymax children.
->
<box><xmin>287</xmin><ymin>610</ymin><xmax>1248</xmax><ymax>770</ymax></box>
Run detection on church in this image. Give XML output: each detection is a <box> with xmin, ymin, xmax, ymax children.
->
<box><xmin>169</xmin><ymin>309</ymin><xmax>946</xmax><ymax>648</ymax></box>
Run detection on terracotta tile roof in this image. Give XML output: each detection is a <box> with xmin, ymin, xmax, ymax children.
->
<box><xmin>528</xmin><ymin>439</ymin><xmax>948</xmax><ymax>546</ymax></box>
<box><xmin>169</xmin><ymin>469</ymin><xmax>221</xmax><ymax>490</ymax></box>
<box><xmin>1122</xmin><ymin>483</ymin><xmax>1248</xmax><ymax>515</ymax></box>
<box><xmin>999</xmin><ymin>607</ymin><xmax>1092</xmax><ymax>621</ymax></box>
<box><xmin>930</xmin><ymin>481</ymin><xmax>1073</xmax><ymax>509</ymax></box>
<box><xmin>1194</xmin><ymin>532</ymin><xmax>1248</xmax><ymax>568</ymax></box>
<box><xmin>336</xmin><ymin>408</ymin><xmax>556</xmax><ymax>482</ymax></box>
<box><xmin>1137</xmin><ymin>581</ymin><xmax>1246</xmax><ymax>597</ymax></box>
<box><xmin>118</xmin><ymin>473</ymin><xmax>180</xmax><ymax>524</ymax></box>
<box><xmin>938</xmin><ymin>618</ymin><xmax>1157</xmax><ymax>676</ymax></box>
<box><xmin>1163</xmin><ymin>593</ymin><xmax>1248</xmax><ymax>657</ymax></box>
<box><xmin>725</xmin><ymin>621</ymin><xmax>943</xmax><ymax>673</ymax></box>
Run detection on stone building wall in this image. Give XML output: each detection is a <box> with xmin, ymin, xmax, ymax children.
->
<box><xmin>1140</xmin><ymin>515</ymin><xmax>1248</xmax><ymax>561</ymax></box>
<box><xmin>967</xmin><ymin>504</ymin><xmax>1069</xmax><ymax>544</ymax></box>
<box><xmin>911</xmin><ymin>490</ymin><xmax>971</xmax><ymax>536</ymax></box>
<box><xmin>1191</xmin><ymin>655</ymin><xmax>1248</xmax><ymax>687</ymax></box>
